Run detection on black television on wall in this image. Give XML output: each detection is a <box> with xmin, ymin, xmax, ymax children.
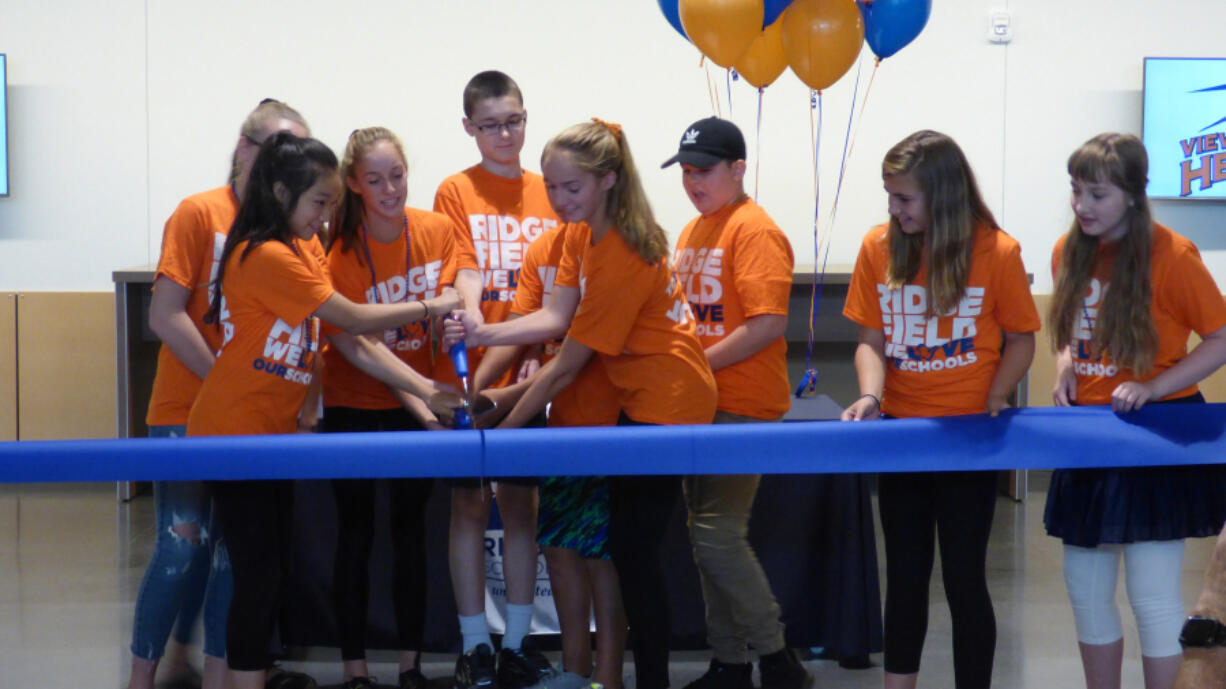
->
<box><xmin>1143</xmin><ymin>57</ymin><xmax>1226</xmax><ymax>200</ymax></box>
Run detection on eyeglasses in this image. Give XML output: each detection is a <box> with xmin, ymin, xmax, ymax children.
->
<box><xmin>471</xmin><ymin>115</ymin><xmax>527</xmax><ymax>136</ymax></box>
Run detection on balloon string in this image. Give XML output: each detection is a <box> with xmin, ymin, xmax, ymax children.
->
<box><xmin>836</xmin><ymin>58</ymin><xmax>880</xmax><ymax>217</ymax></box>
<box><xmin>804</xmin><ymin>90</ymin><xmax>824</xmax><ymax>375</ymax></box>
<box><xmin>826</xmin><ymin>58</ymin><xmax>863</xmax><ymax>230</ymax></box>
<box><xmin>702</xmin><ymin>55</ymin><xmax>718</xmax><ymax>116</ymax></box>
<box><xmin>726</xmin><ymin>68</ymin><xmax>733</xmax><ymax>117</ymax></box>
<box><xmin>754</xmin><ymin>87</ymin><xmax>763</xmax><ymax>202</ymax></box>
<box><xmin>705</xmin><ymin>61</ymin><xmax>723</xmax><ymax>118</ymax></box>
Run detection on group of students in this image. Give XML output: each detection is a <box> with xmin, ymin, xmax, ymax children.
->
<box><xmin>128</xmin><ymin>71</ymin><xmax>805</xmax><ymax>689</ymax></box>
<box><xmin>124</xmin><ymin>67</ymin><xmax>1226</xmax><ymax>689</ymax></box>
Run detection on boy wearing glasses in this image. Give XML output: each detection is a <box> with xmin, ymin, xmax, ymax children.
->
<box><xmin>433</xmin><ymin>70</ymin><xmax>560</xmax><ymax>689</ymax></box>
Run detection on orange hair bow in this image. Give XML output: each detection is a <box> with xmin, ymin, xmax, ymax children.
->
<box><xmin>591</xmin><ymin>117</ymin><xmax>623</xmax><ymax>140</ymax></box>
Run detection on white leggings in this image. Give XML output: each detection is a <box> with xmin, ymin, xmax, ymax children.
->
<box><xmin>1063</xmin><ymin>540</ymin><xmax>1185</xmax><ymax>658</ymax></box>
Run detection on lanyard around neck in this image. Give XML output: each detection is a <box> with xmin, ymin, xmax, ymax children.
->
<box><xmin>358</xmin><ymin>214</ymin><xmax>415</xmax><ymax>341</ymax></box>
<box><xmin>358</xmin><ymin>213</ymin><xmax>411</xmax><ymax>304</ymax></box>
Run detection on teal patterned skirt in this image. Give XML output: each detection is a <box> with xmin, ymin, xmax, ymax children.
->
<box><xmin>537</xmin><ymin>475</ymin><xmax>611</xmax><ymax>559</ymax></box>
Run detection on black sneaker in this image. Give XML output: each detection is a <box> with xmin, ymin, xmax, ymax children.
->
<box><xmin>264</xmin><ymin>666</ymin><xmax>319</xmax><ymax>689</ymax></box>
<box><xmin>682</xmin><ymin>659</ymin><xmax>754</xmax><ymax>689</ymax></box>
<box><xmin>399</xmin><ymin>667</ymin><xmax>429</xmax><ymax>689</ymax></box>
<box><xmin>157</xmin><ymin>668</ymin><xmax>202</xmax><ymax>689</ymax></box>
<box><xmin>758</xmin><ymin>648</ymin><xmax>813</xmax><ymax>689</ymax></box>
<box><xmin>455</xmin><ymin>643</ymin><xmax>498</xmax><ymax>689</ymax></box>
<box><xmin>496</xmin><ymin>643</ymin><xmax>558</xmax><ymax>689</ymax></box>
<box><xmin>340</xmin><ymin>678</ymin><xmax>378</xmax><ymax>689</ymax></box>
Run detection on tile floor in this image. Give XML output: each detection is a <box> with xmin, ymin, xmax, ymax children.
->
<box><xmin>0</xmin><ymin>478</ymin><xmax>1215</xmax><ymax>688</ymax></box>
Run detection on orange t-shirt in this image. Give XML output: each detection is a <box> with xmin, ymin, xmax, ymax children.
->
<box><xmin>512</xmin><ymin>225</ymin><xmax>621</xmax><ymax>427</ymax></box>
<box><xmin>146</xmin><ymin>186</ymin><xmax>237</xmax><ymax>426</ymax></box>
<box><xmin>186</xmin><ymin>237</ymin><xmax>334</xmax><ymax>437</ymax></box>
<box><xmin>1054</xmin><ymin>223</ymin><xmax>1226</xmax><ymax>405</ymax></box>
<box><xmin>433</xmin><ymin>165</ymin><xmax>560</xmax><ymax>388</ymax></box>
<box><xmin>321</xmin><ymin>208</ymin><xmax>461</xmax><ymax>410</ymax></box>
<box><xmin>556</xmin><ymin>222</ymin><xmax>717</xmax><ymax>426</ymax></box>
<box><xmin>843</xmin><ymin>223</ymin><xmax>1040</xmax><ymax>418</ymax></box>
<box><xmin>673</xmin><ymin>198</ymin><xmax>793</xmax><ymax>419</ymax></box>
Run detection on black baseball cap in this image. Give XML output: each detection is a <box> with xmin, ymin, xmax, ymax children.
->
<box><xmin>661</xmin><ymin>117</ymin><xmax>746</xmax><ymax>169</ymax></box>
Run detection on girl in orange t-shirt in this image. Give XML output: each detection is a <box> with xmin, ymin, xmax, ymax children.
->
<box><xmin>446</xmin><ymin>120</ymin><xmax>717</xmax><ymax>689</ymax></box>
<box><xmin>320</xmin><ymin>127</ymin><xmax>466</xmax><ymax>689</ymax></box>
<box><xmin>187</xmin><ymin>132</ymin><xmax>458</xmax><ymax>689</ymax></box>
<box><xmin>840</xmin><ymin>130</ymin><xmax>1039</xmax><ymax>689</ymax></box>
<box><xmin>1044</xmin><ymin>133</ymin><xmax>1226</xmax><ymax>689</ymax></box>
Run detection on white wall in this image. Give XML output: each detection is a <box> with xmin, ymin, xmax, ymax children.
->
<box><xmin>1</xmin><ymin>0</ymin><xmax>1223</xmax><ymax>292</ymax></box>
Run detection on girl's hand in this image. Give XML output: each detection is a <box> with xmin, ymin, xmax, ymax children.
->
<box><xmin>841</xmin><ymin>394</ymin><xmax>881</xmax><ymax>421</ymax></box>
<box><xmin>442</xmin><ymin>310</ymin><xmax>481</xmax><ymax>349</ymax></box>
<box><xmin>431</xmin><ymin>380</ymin><xmax>462</xmax><ymax>397</ymax></box>
<box><xmin>423</xmin><ymin>420</ymin><xmax>450</xmax><ymax>432</ymax></box>
<box><xmin>986</xmin><ymin>394</ymin><xmax>1011</xmax><ymax>417</ymax></box>
<box><xmin>1111</xmin><ymin>380</ymin><xmax>1155</xmax><ymax>413</ymax></box>
<box><xmin>427</xmin><ymin>288</ymin><xmax>462</xmax><ymax>319</ymax></box>
<box><xmin>1053</xmin><ymin>352</ymin><xmax>1078</xmax><ymax>406</ymax></box>
<box><xmin>517</xmin><ymin>354</ymin><xmax>541</xmax><ymax>382</ymax></box>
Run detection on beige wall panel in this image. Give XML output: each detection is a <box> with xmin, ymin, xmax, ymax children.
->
<box><xmin>0</xmin><ymin>294</ymin><xmax>16</xmax><ymax>441</ymax></box>
<box><xmin>1190</xmin><ymin>329</ymin><xmax>1226</xmax><ymax>403</ymax></box>
<box><xmin>1029</xmin><ymin>295</ymin><xmax>1056</xmax><ymax>408</ymax></box>
<box><xmin>17</xmin><ymin>293</ymin><xmax>116</xmax><ymax>440</ymax></box>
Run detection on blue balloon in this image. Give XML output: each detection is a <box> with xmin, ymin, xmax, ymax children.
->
<box><xmin>657</xmin><ymin>0</ymin><xmax>688</xmax><ymax>40</ymax></box>
<box><xmin>763</xmin><ymin>0</ymin><xmax>793</xmax><ymax>27</ymax></box>
<box><xmin>857</xmin><ymin>0</ymin><xmax>932</xmax><ymax>59</ymax></box>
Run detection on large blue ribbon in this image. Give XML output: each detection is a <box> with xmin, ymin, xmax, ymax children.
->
<box><xmin>2</xmin><ymin>404</ymin><xmax>1224</xmax><ymax>483</ymax></box>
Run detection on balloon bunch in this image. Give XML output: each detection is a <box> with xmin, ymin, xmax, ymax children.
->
<box><xmin>657</xmin><ymin>0</ymin><xmax>931</xmax><ymax>90</ymax></box>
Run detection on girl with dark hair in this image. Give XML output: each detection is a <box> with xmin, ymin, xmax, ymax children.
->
<box><xmin>131</xmin><ymin>98</ymin><xmax>308</xmax><ymax>689</ymax></box>
<box><xmin>188</xmin><ymin>132</ymin><xmax>459</xmax><ymax>689</ymax></box>
<box><xmin>1045</xmin><ymin>133</ymin><xmax>1226</xmax><ymax>689</ymax></box>
<box><xmin>841</xmin><ymin>130</ymin><xmax>1040</xmax><ymax>689</ymax></box>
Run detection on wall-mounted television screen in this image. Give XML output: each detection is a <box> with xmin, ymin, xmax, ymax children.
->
<box><xmin>0</xmin><ymin>54</ymin><xmax>7</xmax><ymax>197</ymax></box>
<box><xmin>1143</xmin><ymin>57</ymin><xmax>1226</xmax><ymax>200</ymax></box>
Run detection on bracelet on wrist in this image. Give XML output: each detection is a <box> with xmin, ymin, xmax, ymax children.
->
<box><xmin>858</xmin><ymin>393</ymin><xmax>881</xmax><ymax>410</ymax></box>
<box><xmin>417</xmin><ymin>298</ymin><xmax>430</xmax><ymax>320</ymax></box>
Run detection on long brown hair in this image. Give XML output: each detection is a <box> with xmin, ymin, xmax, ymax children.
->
<box><xmin>1048</xmin><ymin>133</ymin><xmax>1156</xmax><ymax>373</ymax></box>
<box><xmin>327</xmin><ymin>127</ymin><xmax>408</xmax><ymax>262</ymax></box>
<box><xmin>883</xmin><ymin>130</ymin><xmax>999</xmax><ymax>317</ymax></box>
<box><xmin>542</xmin><ymin>120</ymin><xmax>669</xmax><ymax>264</ymax></box>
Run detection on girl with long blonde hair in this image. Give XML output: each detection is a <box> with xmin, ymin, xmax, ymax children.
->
<box><xmin>445</xmin><ymin>119</ymin><xmax>716</xmax><ymax>689</ymax></box>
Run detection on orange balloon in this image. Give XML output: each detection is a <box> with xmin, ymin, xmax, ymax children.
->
<box><xmin>680</xmin><ymin>0</ymin><xmax>765</xmax><ymax>69</ymax></box>
<box><xmin>780</xmin><ymin>0</ymin><xmax>864</xmax><ymax>91</ymax></box>
<box><xmin>735</xmin><ymin>19</ymin><xmax>788</xmax><ymax>88</ymax></box>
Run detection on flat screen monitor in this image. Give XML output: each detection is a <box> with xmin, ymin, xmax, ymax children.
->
<box><xmin>0</xmin><ymin>54</ymin><xmax>7</xmax><ymax>197</ymax></box>
<box><xmin>1143</xmin><ymin>57</ymin><xmax>1226</xmax><ymax>200</ymax></box>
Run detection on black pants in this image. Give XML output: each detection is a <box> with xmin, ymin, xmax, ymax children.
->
<box><xmin>208</xmin><ymin>479</ymin><xmax>294</xmax><ymax>672</ymax></box>
<box><xmin>878</xmin><ymin>470</ymin><xmax>997</xmax><ymax>689</ymax></box>
<box><xmin>607</xmin><ymin>411</ymin><xmax>681</xmax><ymax>689</ymax></box>
<box><xmin>322</xmin><ymin>406</ymin><xmax>434</xmax><ymax>660</ymax></box>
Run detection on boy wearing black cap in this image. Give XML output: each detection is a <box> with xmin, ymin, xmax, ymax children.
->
<box><xmin>663</xmin><ymin>117</ymin><xmax>811</xmax><ymax>689</ymax></box>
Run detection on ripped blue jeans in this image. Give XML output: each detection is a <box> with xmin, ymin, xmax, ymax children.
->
<box><xmin>129</xmin><ymin>425</ymin><xmax>231</xmax><ymax>660</ymax></box>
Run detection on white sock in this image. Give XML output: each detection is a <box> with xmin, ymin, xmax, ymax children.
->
<box><xmin>459</xmin><ymin>612</ymin><xmax>492</xmax><ymax>653</ymax></box>
<box><xmin>502</xmin><ymin>603</ymin><xmax>534</xmax><ymax>650</ymax></box>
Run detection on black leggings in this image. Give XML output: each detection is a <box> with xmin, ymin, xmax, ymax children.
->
<box><xmin>208</xmin><ymin>479</ymin><xmax>294</xmax><ymax>672</ymax></box>
<box><xmin>607</xmin><ymin>411</ymin><xmax>681</xmax><ymax>689</ymax></box>
<box><xmin>878</xmin><ymin>470</ymin><xmax>997</xmax><ymax>689</ymax></box>
<box><xmin>322</xmin><ymin>406</ymin><xmax>434</xmax><ymax>660</ymax></box>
